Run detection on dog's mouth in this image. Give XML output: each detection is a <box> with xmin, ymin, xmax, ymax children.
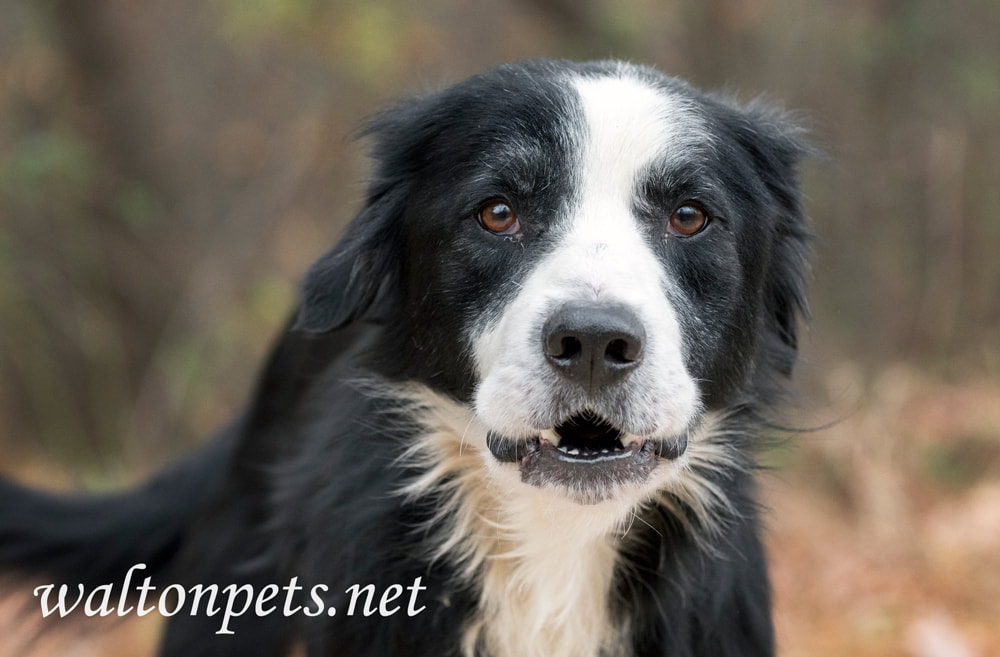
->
<box><xmin>486</xmin><ymin>411</ymin><xmax>687</xmax><ymax>504</ymax></box>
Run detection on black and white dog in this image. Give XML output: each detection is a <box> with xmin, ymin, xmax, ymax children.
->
<box><xmin>0</xmin><ymin>59</ymin><xmax>811</xmax><ymax>657</ymax></box>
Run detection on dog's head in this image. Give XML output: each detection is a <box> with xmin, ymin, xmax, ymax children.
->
<box><xmin>296</xmin><ymin>59</ymin><xmax>810</xmax><ymax>506</ymax></box>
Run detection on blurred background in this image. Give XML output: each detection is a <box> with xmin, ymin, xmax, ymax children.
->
<box><xmin>0</xmin><ymin>0</ymin><xmax>998</xmax><ymax>655</ymax></box>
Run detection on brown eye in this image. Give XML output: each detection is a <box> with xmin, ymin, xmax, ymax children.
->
<box><xmin>478</xmin><ymin>199</ymin><xmax>520</xmax><ymax>234</ymax></box>
<box><xmin>668</xmin><ymin>203</ymin><xmax>708</xmax><ymax>237</ymax></box>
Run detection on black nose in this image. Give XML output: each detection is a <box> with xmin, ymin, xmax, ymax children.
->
<box><xmin>542</xmin><ymin>302</ymin><xmax>645</xmax><ymax>390</ymax></box>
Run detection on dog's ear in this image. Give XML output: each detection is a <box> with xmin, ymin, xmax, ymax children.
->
<box><xmin>734</xmin><ymin>102</ymin><xmax>815</xmax><ymax>376</ymax></box>
<box><xmin>294</xmin><ymin>93</ymin><xmax>445</xmax><ymax>333</ymax></box>
<box><xmin>294</xmin><ymin>188</ymin><xmax>402</xmax><ymax>333</ymax></box>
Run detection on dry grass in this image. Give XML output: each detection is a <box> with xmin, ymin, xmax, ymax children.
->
<box><xmin>768</xmin><ymin>364</ymin><xmax>1000</xmax><ymax>657</ymax></box>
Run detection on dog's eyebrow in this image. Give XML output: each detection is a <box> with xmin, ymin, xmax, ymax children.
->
<box><xmin>474</xmin><ymin>139</ymin><xmax>562</xmax><ymax>195</ymax></box>
<box><xmin>636</xmin><ymin>156</ymin><xmax>720</xmax><ymax>201</ymax></box>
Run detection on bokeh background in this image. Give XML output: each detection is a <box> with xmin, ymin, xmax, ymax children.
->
<box><xmin>1</xmin><ymin>1</ymin><xmax>998</xmax><ymax>655</ymax></box>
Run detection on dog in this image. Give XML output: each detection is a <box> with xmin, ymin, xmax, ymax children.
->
<box><xmin>0</xmin><ymin>58</ymin><xmax>811</xmax><ymax>657</ymax></box>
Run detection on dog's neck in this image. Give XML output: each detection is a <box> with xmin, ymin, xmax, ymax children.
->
<box><xmin>392</xmin><ymin>384</ymin><xmax>743</xmax><ymax>657</ymax></box>
<box><xmin>396</xmin><ymin>386</ymin><xmax>634</xmax><ymax>657</ymax></box>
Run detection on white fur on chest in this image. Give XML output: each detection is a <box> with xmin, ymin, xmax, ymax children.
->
<box><xmin>393</xmin><ymin>383</ymin><xmax>741</xmax><ymax>657</ymax></box>
<box><xmin>470</xmin><ymin>500</ymin><xmax>622</xmax><ymax>657</ymax></box>
<box><xmin>397</xmin><ymin>390</ymin><xmax>634</xmax><ymax>657</ymax></box>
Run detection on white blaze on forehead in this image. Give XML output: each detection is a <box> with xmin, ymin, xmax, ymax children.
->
<box><xmin>570</xmin><ymin>70</ymin><xmax>703</xmax><ymax>237</ymax></box>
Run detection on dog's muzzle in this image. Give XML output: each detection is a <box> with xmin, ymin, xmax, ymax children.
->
<box><xmin>484</xmin><ymin>302</ymin><xmax>688</xmax><ymax>504</ymax></box>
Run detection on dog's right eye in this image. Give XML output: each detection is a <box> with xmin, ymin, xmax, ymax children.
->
<box><xmin>478</xmin><ymin>199</ymin><xmax>520</xmax><ymax>235</ymax></box>
<box><xmin>667</xmin><ymin>202</ymin><xmax>709</xmax><ymax>237</ymax></box>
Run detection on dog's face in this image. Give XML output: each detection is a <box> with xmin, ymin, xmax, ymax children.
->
<box><xmin>298</xmin><ymin>60</ymin><xmax>809</xmax><ymax>506</ymax></box>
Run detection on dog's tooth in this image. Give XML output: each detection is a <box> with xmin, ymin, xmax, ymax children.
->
<box><xmin>540</xmin><ymin>428</ymin><xmax>561</xmax><ymax>446</ymax></box>
<box><xmin>568</xmin><ymin>448</ymin><xmax>580</xmax><ymax>455</ymax></box>
<box><xmin>621</xmin><ymin>434</ymin><xmax>643</xmax><ymax>448</ymax></box>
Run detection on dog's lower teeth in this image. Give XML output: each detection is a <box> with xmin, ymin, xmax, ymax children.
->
<box><xmin>552</xmin><ymin>444</ymin><xmax>629</xmax><ymax>458</ymax></box>
<box><xmin>542</xmin><ymin>417</ymin><xmax>641</xmax><ymax>460</ymax></box>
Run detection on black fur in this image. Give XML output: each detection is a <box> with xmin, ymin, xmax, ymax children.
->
<box><xmin>0</xmin><ymin>59</ymin><xmax>811</xmax><ymax>657</ymax></box>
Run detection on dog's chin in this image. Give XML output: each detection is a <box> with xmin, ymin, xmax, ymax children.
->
<box><xmin>485</xmin><ymin>412</ymin><xmax>688</xmax><ymax>505</ymax></box>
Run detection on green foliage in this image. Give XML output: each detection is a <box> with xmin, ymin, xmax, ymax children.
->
<box><xmin>114</xmin><ymin>182</ymin><xmax>165</xmax><ymax>233</ymax></box>
<box><xmin>217</xmin><ymin>0</ymin><xmax>319</xmax><ymax>40</ymax></box>
<box><xmin>1</xmin><ymin>129</ymin><xmax>95</xmax><ymax>202</ymax></box>
<box><xmin>922</xmin><ymin>438</ymin><xmax>1000</xmax><ymax>491</ymax></box>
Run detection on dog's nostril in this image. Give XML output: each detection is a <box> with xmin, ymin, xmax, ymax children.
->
<box><xmin>545</xmin><ymin>331</ymin><xmax>583</xmax><ymax>361</ymax></box>
<box><xmin>605</xmin><ymin>338</ymin><xmax>640</xmax><ymax>364</ymax></box>
<box><xmin>556</xmin><ymin>336</ymin><xmax>582</xmax><ymax>360</ymax></box>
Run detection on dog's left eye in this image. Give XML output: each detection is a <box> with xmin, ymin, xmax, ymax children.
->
<box><xmin>478</xmin><ymin>199</ymin><xmax>520</xmax><ymax>235</ymax></box>
<box><xmin>667</xmin><ymin>202</ymin><xmax>709</xmax><ymax>237</ymax></box>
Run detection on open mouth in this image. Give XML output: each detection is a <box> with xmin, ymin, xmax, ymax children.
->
<box><xmin>486</xmin><ymin>411</ymin><xmax>687</xmax><ymax>504</ymax></box>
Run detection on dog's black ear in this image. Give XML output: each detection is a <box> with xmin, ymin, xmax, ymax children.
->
<box><xmin>294</xmin><ymin>189</ymin><xmax>402</xmax><ymax>333</ymax></box>
<box><xmin>734</xmin><ymin>102</ymin><xmax>815</xmax><ymax>376</ymax></box>
<box><xmin>294</xmin><ymin>91</ymin><xmax>447</xmax><ymax>333</ymax></box>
